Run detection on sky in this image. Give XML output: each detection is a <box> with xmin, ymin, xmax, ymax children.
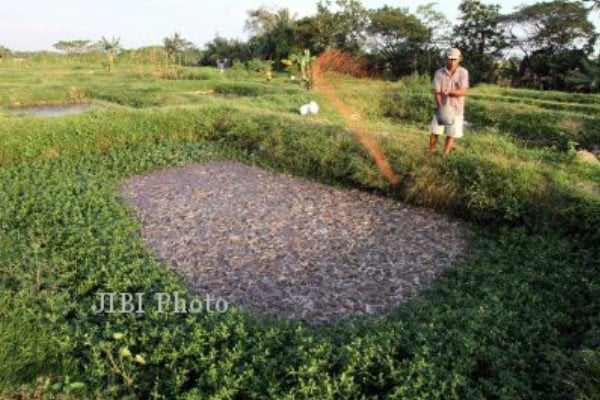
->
<box><xmin>1</xmin><ymin>0</ymin><xmax>599</xmax><ymax>51</ymax></box>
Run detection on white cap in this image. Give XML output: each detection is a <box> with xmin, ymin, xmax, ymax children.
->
<box><xmin>447</xmin><ymin>48</ymin><xmax>462</xmax><ymax>60</ymax></box>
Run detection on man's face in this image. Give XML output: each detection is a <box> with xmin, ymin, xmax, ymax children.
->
<box><xmin>446</xmin><ymin>58</ymin><xmax>459</xmax><ymax>71</ymax></box>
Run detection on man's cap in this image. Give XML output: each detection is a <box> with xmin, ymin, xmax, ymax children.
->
<box><xmin>447</xmin><ymin>48</ymin><xmax>461</xmax><ymax>60</ymax></box>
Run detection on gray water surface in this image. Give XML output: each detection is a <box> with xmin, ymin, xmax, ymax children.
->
<box><xmin>14</xmin><ymin>103</ymin><xmax>93</xmax><ymax>116</ymax></box>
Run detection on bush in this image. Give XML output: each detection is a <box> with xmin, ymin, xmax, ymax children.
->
<box><xmin>316</xmin><ymin>49</ymin><xmax>372</xmax><ymax>78</ymax></box>
<box><xmin>245</xmin><ymin>58</ymin><xmax>271</xmax><ymax>73</ymax></box>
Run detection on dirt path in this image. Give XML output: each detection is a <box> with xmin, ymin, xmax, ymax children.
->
<box><xmin>313</xmin><ymin>63</ymin><xmax>401</xmax><ymax>185</ymax></box>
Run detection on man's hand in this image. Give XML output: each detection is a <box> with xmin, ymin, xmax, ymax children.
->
<box><xmin>446</xmin><ymin>88</ymin><xmax>467</xmax><ymax>97</ymax></box>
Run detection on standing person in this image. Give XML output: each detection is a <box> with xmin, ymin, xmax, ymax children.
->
<box><xmin>216</xmin><ymin>58</ymin><xmax>225</xmax><ymax>73</ymax></box>
<box><xmin>429</xmin><ymin>48</ymin><xmax>469</xmax><ymax>157</ymax></box>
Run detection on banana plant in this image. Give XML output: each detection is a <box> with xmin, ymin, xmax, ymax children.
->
<box><xmin>283</xmin><ymin>49</ymin><xmax>316</xmax><ymax>90</ymax></box>
<box><xmin>100</xmin><ymin>36</ymin><xmax>121</xmax><ymax>72</ymax></box>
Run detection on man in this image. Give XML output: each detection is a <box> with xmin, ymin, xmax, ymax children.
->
<box><xmin>429</xmin><ymin>48</ymin><xmax>469</xmax><ymax>157</ymax></box>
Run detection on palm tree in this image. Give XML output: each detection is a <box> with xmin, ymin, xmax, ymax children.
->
<box><xmin>100</xmin><ymin>36</ymin><xmax>121</xmax><ymax>71</ymax></box>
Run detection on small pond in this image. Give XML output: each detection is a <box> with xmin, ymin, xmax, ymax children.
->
<box><xmin>12</xmin><ymin>103</ymin><xmax>94</xmax><ymax>117</ymax></box>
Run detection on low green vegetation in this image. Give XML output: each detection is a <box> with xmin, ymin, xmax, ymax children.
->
<box><xmin>381</xmin><ymin>75</ymin><xmax>600</xmax><ymax>153</ymax></box>
<box><xmin>0</xmin><ymin>61</ymin><xmax>598</xmax><ymax>399</ymax></box>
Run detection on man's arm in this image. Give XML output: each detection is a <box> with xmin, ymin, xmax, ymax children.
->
<box><xmin>432</xmin><ymin>70</ymin><xmax>443</xmax><ymax>108</ymax></box>
<box><xmin>433</xmin><ymin>90</ymin><xmax>443</xmax><ymax>108</ymax></box>
<box><xmin>448</xmin><ymin>68</ymin><xmax>469</xmax><ymax>97</ymax></box>
<box><xmin>447</xmin><ymin>88</ymin><xmax>468</xmax><ymax>97</ymax></box>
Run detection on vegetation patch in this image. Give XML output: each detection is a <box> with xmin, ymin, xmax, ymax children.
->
<box><xmin>0</xmin><ymin>63</ymin><xmax>598</xmax><ymax>399</ymax></box>
<box><xmin>213</xmin><ymin>82</ymin><xmax>271</xmax><ymax>97</ymax></box>
<box><xmin>381</xmin><ymin>75</ymin><xmax>600</xmax><ymax>154</ymax></box>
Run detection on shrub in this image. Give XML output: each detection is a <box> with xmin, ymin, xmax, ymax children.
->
<box><xmin>245</xmin><ymin>58</ymin><xmax>271</xmax><ymax>73</ymax></box>
<box><xmin>316</xmin><ymin>49</ymin><xmax>372</xmax><ymax>78</ymax></box>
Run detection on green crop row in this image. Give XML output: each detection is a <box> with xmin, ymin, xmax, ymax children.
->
<box><xmin>473</xmin><ymin>84</ymin><xmax>600</xmax><ymax>105</ymax></box>
<box><xmin>469</xmin><ymin>93</ymin><xmax>600</xmax><ymax>115</ymax></box>
<box><xmin>381</xmin><ymin>80</ymin><xmax>599</xmax><ymax>153</ymax></box>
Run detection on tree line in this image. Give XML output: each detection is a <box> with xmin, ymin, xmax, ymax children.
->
<box><xmin>217</xmin><ymin>0</ymin><xmax>599</xmax><ymax>92</ymax></box>
<box><xmin>2</xmin><ymin>0</ymin><xmax>599</xmax><ymax>91</ymax></box>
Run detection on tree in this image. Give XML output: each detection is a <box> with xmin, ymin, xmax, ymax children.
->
<box><xmin>416</xmin><ymin>3</ymin><xmax>451</xmax><ymax>72</ymax></box>
<box><xmin>163</xmin><ymin>32</ymin><xmax>193</xmax><ymax>64</ymax></box>
<box><xmin>502</xmin><ymin>0</ymin><xmax>597</xmax><ymax>56</ymax></box>
<box><xmin>284</xmin><ymin>49</ymin><xmax>317</xmax><ymax>89</ymax></box>
<box><xmin>565</xmin><ymin>56</ymin><xmax>599</xmax><ymax>92</ymax></box>
<box><xmin>245</xmin><ymin>6</ymin><xmax>280</xmax><ymax>36</ymax></box>
<box><xmin>52</xmin><ymin>40</ymin><xmax>94</xmax><ymax>54</ymax></box>
<box><xmin>200</xmin><ymin>36</ymin><xmax>252</xmax><ymax>66</ymax></box>
<box><xmin>366</xmin><ymin>6</ymin><xmax>430</xmax><ymax>77</ymax></box>
<box><xmin>500</xmin><ymin>1</ymin><xmax>597</xmax><ymax>90</ymax></box>
<box><xmin>294</xmin><ymin>16</ymin><xmax>322</xmax><ymax>55</ymax></box>
<box><xmin>100</xmin><ymin>36</ymin><xmax>121</xmax><ymax>71</ymax></box>
<box><xmin>453</xmin><ymin>0</ymin><xmax>508</xmax><ymax>83</ymax></box>
<box><xmin>313</xmin><ymin>0</ymin><xmax>369</xmax><ymax>53</ymax></box>
<box><xmin>0</xmin><ymin>45</ymin><xmax>11</xmax><ymax>60</ymax></box>
<box><xmin>245</xmin><ymin>7</ymin><xmax>298</xmax><ymax>68</ymax></box>
<box><xmin>416</xmin><ymin>3</ymin><xmax>451</xmax><ymax>50</ymax></box>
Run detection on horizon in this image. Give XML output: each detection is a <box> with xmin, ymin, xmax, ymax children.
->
<box><xmin>2</xmin><ymin>0</ymin><xmax>598</xmax><ymax>52</ymax></box>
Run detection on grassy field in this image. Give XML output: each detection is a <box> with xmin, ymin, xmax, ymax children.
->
<box><xmin>0</xmin><ymin>60</ymin><xmax>598</xmax><ymax>399</ymax></box>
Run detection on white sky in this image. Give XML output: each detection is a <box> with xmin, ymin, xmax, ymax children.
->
<box><xmin>1</xmin><ymin>0</ymin><xmax>599</xmax><ymax>51</ymax></box>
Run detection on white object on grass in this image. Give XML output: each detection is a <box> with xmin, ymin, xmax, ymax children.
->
<box><xmin>299</xmin><ymin>104</ymin><xmax>310</xmax><ymax>115</ymax></box>
<box><xmin>299</xmin><ymin>101</ymin><xmax>319</xmax><ymax>116</ymax></box>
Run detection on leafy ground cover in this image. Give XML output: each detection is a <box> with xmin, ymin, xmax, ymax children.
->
<box><xmin>0</xmin><ymin>62</ymin><xmax>598</xmax><ymax>399</ymax></box>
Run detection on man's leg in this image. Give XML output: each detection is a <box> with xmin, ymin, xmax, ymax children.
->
<box><xmin>442</xmin><ymin>115</ymin><xmax>463</xmax><ymax>157</ymax></box>
<box><xmin>429</xmin><ymin>134</ymin><xmax>439</xmax><ymax>154</ymax></box>
<box><xmin>429</xmin><ymin>115</ymin><xmax>441</xmax><ymax>154</ymax></box>
<box><xmin>443</xmin><ymin>136</ymin><xmax>455</xmax><ymax>156</ymax></box>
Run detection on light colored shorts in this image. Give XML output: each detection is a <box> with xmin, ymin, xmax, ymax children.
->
<box><xmin>429</xmin><ymin>113</ymin><xmax>464</xmax><ymax>138</ymax></box>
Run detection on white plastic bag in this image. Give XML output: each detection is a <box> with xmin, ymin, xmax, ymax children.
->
<box><xmin>299</xmin><ymin>104</ymin><xmax>310</xmax><ymax>115</ymax></box>
<box><xmin>299</xmin><ymin>101</ymin><xmax>319</xmax><ymax>116</ymax></box>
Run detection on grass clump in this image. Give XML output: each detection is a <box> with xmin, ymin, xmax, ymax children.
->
<box><xmin>213</xmin><ymin>82</ymin><xmax>271</xmax><ymax>97</ymax></box>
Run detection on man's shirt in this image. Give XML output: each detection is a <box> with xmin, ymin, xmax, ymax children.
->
<box><xmin>432</xmin><ymin>66</ymin><xmax>469</xmax><ymax>116</ymax></box>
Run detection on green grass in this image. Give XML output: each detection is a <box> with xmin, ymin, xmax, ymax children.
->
<box><xmin>379</xmin><ymin>75</ymin><xmax>600</xmax><ymax>154</ymax></box>
<box><xmin>472</xmin><ymin>84</ymin><xmax>600</xmax><ymax>105</ymax></box>
<box><xmin>468</xmin><ymin>93</ymin><xmax>600</xmax><ymax>115</ymax></box>
<box><xmin>0</xmin><ymin>60</ymin><xmax>598</xmax><ymax>399</ymax></box>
